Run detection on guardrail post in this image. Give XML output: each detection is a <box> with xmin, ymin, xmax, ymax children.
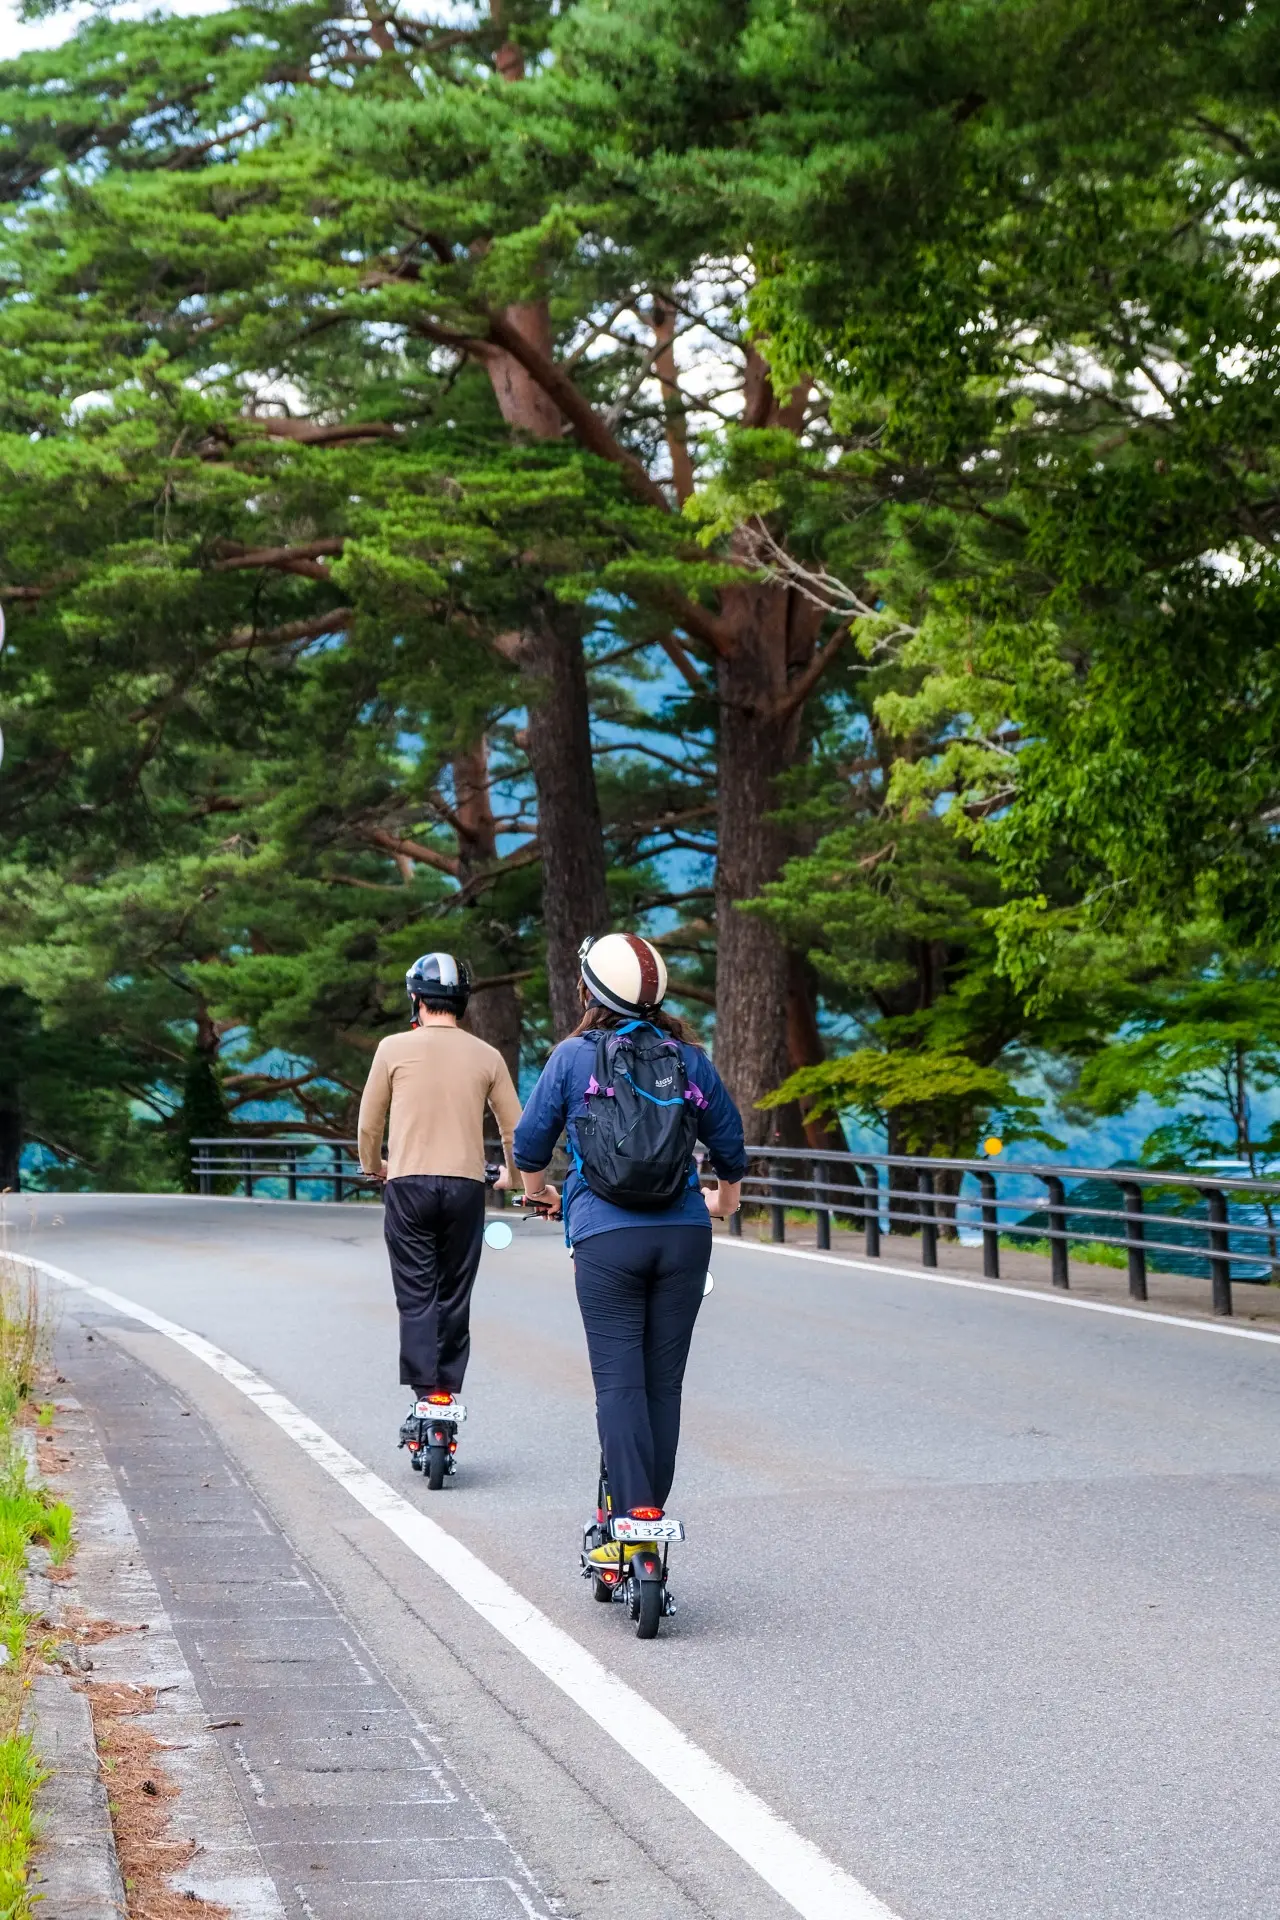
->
<box><xmin>1119</xmin><ymin>1182</ymin><xmax>1147</xmax><ymax>1302</ymax></box>
<box><xmin>978</xmin><ymin>1171</ymin><xmax>1000</xmax><ymax>1279</ymax></box>
<box><xmin>332</xmin><ymin>1144</ymin><xmax>344</xmax><ymax>1204</ymax></box>
<box><xmin>860</xmin><ymin>1166</ymin><xmax>881</xmax><ymax>1257</ymax></box>
<box><xmin>729</xmin><ymin>1207</ymin><xmax>742</xmax><ymax>1237</ymax></box>
<box><xmin>1202</xmin><ymin>1186</ymin><xmax>1233</xmax><ymax>1317</ymax></box>
<box><xmin>814</xmin><ymin>1168</ymin><xmax>830</xmax><ymax>1251</ymax></box>
<box><xmin>196</xmin><ymin>1144</ymin><xmax>211</xmax><ymax>1197</ymax></box>
<box><xmin>287</xmin><ymin>1149</ymin><xmax>298</xmax><ymax>1203</ymax></box>
<box><xmin>770</xmin><ymin>1158</ymin><xmax>786</xmax><ymax>1243</ymax></box>
<box><xmin>918</xmin><ymin>1168</ymin><xmax>938</xmax><ymax>1268</ymax></box>
<box><xmin>243</xmin><ymin>1144</ymin><xmax>254</xmax><ymax>1200</ymax></box>
<box><xmin>1043</xmin><ymin>1175</ymin><xmax>1069</xmax><ymax>1289</ymax></box>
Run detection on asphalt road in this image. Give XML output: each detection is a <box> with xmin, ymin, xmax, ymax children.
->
<box><xmin>6</xmin><ymin>1191</ymin><xmax>1280</xmax><ymax>1920</ymax></box>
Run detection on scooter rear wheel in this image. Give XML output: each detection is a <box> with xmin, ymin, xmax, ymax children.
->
<box><xmin>426</xmin><ymin>1443</ymin><xmax>449</xmax><ymax>1491</ymax></box>
<box><xmin>630</xmin><ymin>1554</ymin><xmax>664</xmax><ymax>1639</ymax></box>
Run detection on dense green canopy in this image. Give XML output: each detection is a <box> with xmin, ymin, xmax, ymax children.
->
<box><xmin>3</xmin><ymin>0</ymin><xmax>1280</xmax><ymax>1190</ymax></box>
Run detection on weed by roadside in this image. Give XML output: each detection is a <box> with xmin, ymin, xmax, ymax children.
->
<box><xmin>0</xmin><ymin>1256</ymin><xmax>73</xmax><ymax>1918</ymax></box>
<box><xmin>1000</xmin><ymin>1235</ymin><xmax>1128</xmax><ymax>1269</ymax></box>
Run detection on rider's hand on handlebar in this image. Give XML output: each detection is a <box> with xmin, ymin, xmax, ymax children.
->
<box><xmin>519</xmin><ymin>1181</ymin><xmax>561</xmax><ymax>1219</ymax></box>
<box><xmin>491</xmin><ymin>1164</ymin><xmax>512</xmax><ymax>1192</ymax></box>
<box><xmin>705</xmin><ymin>1179</ymin><xmax>741</xmax><ymax>1219</ymax></box>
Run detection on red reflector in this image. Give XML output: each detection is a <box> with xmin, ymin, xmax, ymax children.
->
<box><xmin>629</xmin><ymin>1506</ymin><xmax>664</xmax><ymax>1521</ymax></box>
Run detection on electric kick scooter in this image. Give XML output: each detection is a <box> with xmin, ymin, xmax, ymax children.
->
<box><xmin>398</xmin><ymin>1391</ymin><xmax>465</xmax><ymax>1489</ymax></box>
<box><xmin>396</xmin><ymin>1160</ymin><xmax>508</xmax><ymax>1487</ymax></box>
<box><xmin>581</xmin><ymin>1455</ymin><xmax>684</xmax><ymax>1639</ymax></box>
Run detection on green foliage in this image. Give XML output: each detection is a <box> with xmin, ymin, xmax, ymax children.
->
<box><xmin>1072</xmin><ymin>944</ymin><xmax>1280</xmax><ymax>1175</ymax></box>
<box><xmin>763</xmin><ymin>1047</ymin><xmax>1058</xmax><ymax>1159</ymax></box>
<box><xmin>5</xmin><ymin>0</ymin><xmax>1280</xmax><ymax>1177</ymax></box>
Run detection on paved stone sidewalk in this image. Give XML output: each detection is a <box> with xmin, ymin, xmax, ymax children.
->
<box><xmin>63</xmin><ymin>1328</ymin><xmax>559</xmax><ymax>1920</ymax></box>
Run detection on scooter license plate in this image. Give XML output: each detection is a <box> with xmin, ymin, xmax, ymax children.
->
<box><xmin>611</xmin><ymin>1516</ymin><xmax>684</xmax><ymax>1543</ymax></box>
<box><xmin>415</xmin><ymin>1400</ymin><xmax>466</xmax><ymax>1423</ymax></box>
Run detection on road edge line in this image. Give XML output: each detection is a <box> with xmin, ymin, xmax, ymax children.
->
<box><xmin>11</xmin><ymin>1252</ymin><xmax>899</xmax><ymax>1920</ymax></box>
<box><xmin>720</xmin><ymin>1238</ymin><xmax>1280</xmax><ymax>1344</ymax></box>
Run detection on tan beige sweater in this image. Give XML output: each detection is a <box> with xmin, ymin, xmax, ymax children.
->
<box><xmin>357</xmin><ymin>1025</ymin><xmax>522</xmax><ymax>1182</ymax></box>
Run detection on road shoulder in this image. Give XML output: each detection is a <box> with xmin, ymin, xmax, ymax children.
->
<box><xmin>30</xmin><ymin>1389</ymin><xmax>286</xmax><ymax>1916</ymax></box>
<box><xmin>59</xmin><ymin>1311</ymin><xmax>796</xmax><ymax>1920</ymax></box>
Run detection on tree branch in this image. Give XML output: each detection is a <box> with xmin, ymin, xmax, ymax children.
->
<box><xmin>444</xmin><ymin>840</ymin><xmax>542</xmax><ymax>908</ymax></box>
<box><xmin>209</xmin><ymin>606</ymin><xmax>354</xmax><ymax>659</ymax></box>
<box><xmin>365</xmin><ymin>826</ymin><xmax>460</xmax><ymax>878</ymax></box>
<box><xmin>772</xmin><ymin>627</ymin><xmax>849</xmax><ymax>722</ymax></box>
<box><xmin>665</xmin><ymin>973</ymin><xmax>716</xmax><ymax>1007</ymax></box>
<box><xmin>658</xmin><ymin>630</ymin><xmax>715</xmax><ymax>693</ymax></box>
<box><xmin>247</xmin><ymin>417</ymin><xmax>400</xmax><ymax>446</ymax></box>
<box><xmin>470</xmin><ymin>969</ymin><xmax>535</xmax><ymax>993</ymax></box>
<box><xmin>484</xmin><ymin>307</ymin><xmax>671</xmax><ymax>512</ymax></box>
<box><xmin>209</xmin><ymin>538</ymin><xmax>345</xmax><ymax>579</ymax></box>
<box><xmin>593</xmin><ymin>741</ymin><xmax>714</xmax><ymax>777</ymax></box>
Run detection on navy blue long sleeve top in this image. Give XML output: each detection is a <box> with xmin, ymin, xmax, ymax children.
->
<box><xmin>513</xmin><ymin>1031</ymin><xmax>748</xmax><ymax>1245</ymax></box>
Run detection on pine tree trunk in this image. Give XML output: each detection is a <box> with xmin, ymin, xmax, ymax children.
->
<box><xmin>714</xmin><ymin>577</ymin><xmax>810</xmax><ymax>1143</ymax></box>
<box><xmin>711</xmin><ymin>357</ymin><xmax>830</xmax><ymax>1140</ymax></box>
<box><xmin>786</xmin><ymin>953</ymin><xmax>845</xmax><ymax>1154</ymax></box>
<box><xmin>453</xmin><ymin>737</ymin><xmax>523</xmax><ymax>1080</ymax></box>
<box><xmin>0</xmin><ymin>1101</ymin><xmax>20</xmax><ymax>1192</ymax></box>
<box><xmin>523</xmin><ymin>604</ymin><xmax>609</xmax><ymax>1038</ymax></box>
<box><xmin>482</xmin><ymin>289</ymin><xmax>608</xmax><ymax>1039</ymax></box>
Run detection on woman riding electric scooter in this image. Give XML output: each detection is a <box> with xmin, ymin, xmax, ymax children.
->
<box><xmin>512</xmin><ymin>933</ymin><xmax>745</xmax><ymax>1635</ymax></box>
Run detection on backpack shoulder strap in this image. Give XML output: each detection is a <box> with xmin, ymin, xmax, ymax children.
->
<box><xmin>584</xmin><ymin>1031</ymin><xmax>613</xmax><ymax>1098</ymax></box>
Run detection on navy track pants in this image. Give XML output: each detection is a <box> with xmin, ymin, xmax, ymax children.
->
<box><xmin>383</xmin><ymin>1175</ymin><xmax>486</xmax><ymax>1393</ymax></box>
<box><xmin>572</xmin><ymin>1222</ymin><xmax>712</xmax><ymax>1515</ymax></box>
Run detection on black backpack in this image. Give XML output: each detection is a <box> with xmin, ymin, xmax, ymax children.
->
<box><xmin>573</xmin><ymin>1024</ymin><xmax>700</xmax><ymax>1210</ymax></box>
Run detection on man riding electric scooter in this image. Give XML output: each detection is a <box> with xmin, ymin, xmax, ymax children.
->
<box><xmin>357</xmin><ymin>952</ymin><xmax>522</xmax><ymax>1482</ymax></box>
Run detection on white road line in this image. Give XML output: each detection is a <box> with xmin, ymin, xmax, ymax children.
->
<box><xmin>13</xmin><ymin>1253</ymin><xmax>898</xmax><ymax>1920</ymax></box>
<box><xmin>721</xmin><ymin>1236</ymin><xmax>1280</xmax><ymax>1344</ymax></box>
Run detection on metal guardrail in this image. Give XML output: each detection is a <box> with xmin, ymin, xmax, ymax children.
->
<box><xmin>728</xmin><ymin>1146</ymin><xmax>1280</xmax><ymax>1318</ymax></box>
<box><xmin>189</xmin><ymin>1136</ymin><xmax>513</xmax><ymax>1205</ymax></box>
<box><xmin>192</xmin><ymin>1136</ymin><xmax>369</xmax><ymax>1202</ymax></box>
<box><xmin>193</xmin><ymin>1137</ymin><xmax>1280</xmax><ymax>1320</ymax></box>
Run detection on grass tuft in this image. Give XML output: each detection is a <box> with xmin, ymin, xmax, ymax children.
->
<box><xmin>1002</xmin><ymin>1235</ymin><xmax>1129</xmax><ymax>1269</ymax></box>
<box><xmin>0</xmin><ymin>1253</ymin><xmax>67</xmax><ymax>1914</ymax></box>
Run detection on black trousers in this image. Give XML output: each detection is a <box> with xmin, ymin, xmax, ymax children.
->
<box><xmin>572</xmin><ymin>1223</ymin><xmax>711</xmax><ymax>1515</ymax></box>
<box><xmin>383</xmin><ymin>1176</ymin><xmax>486</xmax><ymax>1393</ymax></box>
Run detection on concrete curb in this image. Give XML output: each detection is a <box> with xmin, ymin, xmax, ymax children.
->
<box><xmin>23</xmin><ymin>1671</ymin><xmax>126</xmax><ymax>1920</ymax></box>
<box><xmin>20</xmin><ymin>1425</ymin><xmax>127</xmax><ymax>1919</ymax></box>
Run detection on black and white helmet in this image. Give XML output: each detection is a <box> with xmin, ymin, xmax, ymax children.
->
<box><xmin>405</xmin><ymin>951</ymin><xmax>472</xmax><ymax>1016</ymax></box>
<box><xmin>578</xmin><ymin>932</ymin><xmax>668</xmax><ymax>1016</ymax></box>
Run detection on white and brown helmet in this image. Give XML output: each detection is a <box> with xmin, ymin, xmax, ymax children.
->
<box><xmin>578</xmin><ymin>932</ymin><xmax>668</xmax><ymax>1017</ymax></box>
